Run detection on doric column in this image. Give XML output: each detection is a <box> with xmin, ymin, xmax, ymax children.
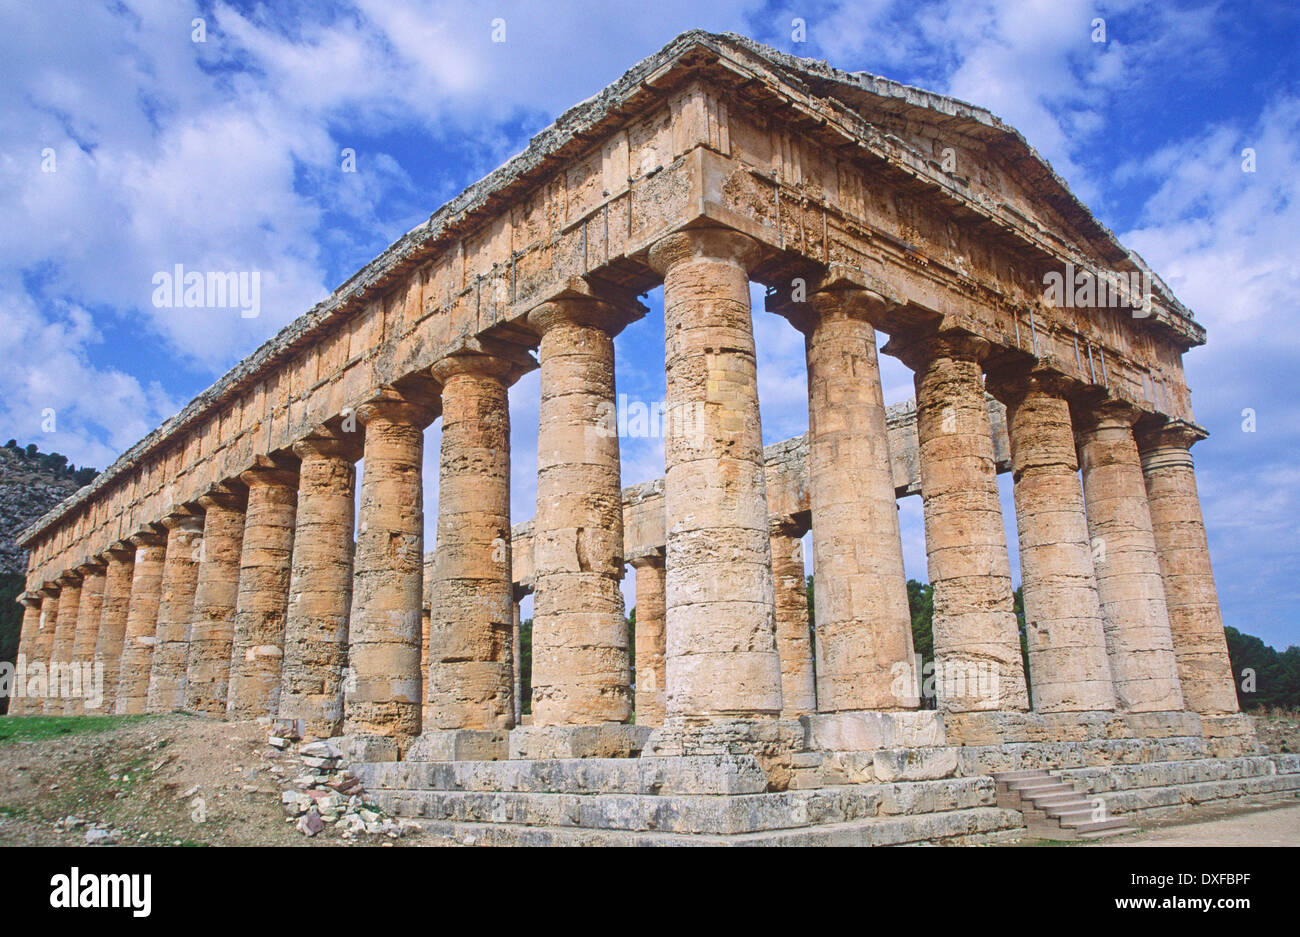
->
<box><xmin>802</xmin><ymin>287</ymin><xmax>916</xmax><ymax>712</ymax></box>
<box><xmin>45</xmin><ymin>572</ymin><xmax>82</xmax><ymax>714</ymax></box>
<box><xmin>11</xmin><ymin>594</ymin><xmax>43</xmax><ymax>714</ymax></box>
<box><xmin>343</xmin><ymin>385</ymin><xmax>439</xmax><ymax>744</ymax></box>
<box><xmin>426</xmin><ymin>353</ymin><xmax>528</xmax><ymax>731</ymax></box>
<box><xmin>116</xmin><ymin>531</ymin><xmax>167</xmax><ymax>714</ymax></box>
<box><xmin>227</xmin><ymin>462</ymin><xmax>298</xmax><ymax>720</ymax></box>
<box><xmin>184</xmin><ymin>485</ymin><xmax>248</xmax><ymax>715</ymax></box>
<box><xmin>511</xmin><ymin>597</ymin><xmax>523</xmax><ymax>725</ymax></box>
<box><xmin>1075</xmin><ymin>402</ymin><xmax>1184</xmax><ymax>713</ymax></box>
<box><xmin>770</xmin><ymin>522</ymin><xmax>816</xmax><ymax>717</ymax></box>
<box><xmin>988</xmin><ymin>370</ymin><xmax>1115</xmax><ymax>713</ymax></box>
<box><xmin>94</xmin><ymin>543</ymin><xmax>135</xmax><ymax>716</ymax></box>
<box><xmin>647</xmin><ymin>227</ymin><xmax>782</xmax><ymax>720</ymax></box>
<box><xmin>897</xmin><ymin>332</ymin><xmax>1029</xmax><ymax>713</ymax></box>
<box><xmin>69</xmin><ymin>560</ymin><xmax>107</xmax><ymax>715</ymax></box>
<box><xmin>280</xmin><ymin>431</ymin><xmax>358</xmax><ymax>738</ymax></box>
<box><xmin>629</xmin><ymin>554</ymin><xmax>666</xmax><ymax>726</ymax></box>
<box><xmin>527</xmin><ymin>298</ymin><xmax>631</xmax><ymax>726</ymax></box>
<box><xmin>146</xmin><ymin>513</ymin><xmax>204</xmax><ymax>713</ymax></box>
<box><xmin>1136</xmin><ymin>421</ymin><xmax>1238</xmax><ymax>714</ymax></box>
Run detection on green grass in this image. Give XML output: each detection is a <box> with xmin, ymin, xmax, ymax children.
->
<box><xmin>0</xmin><ymin>714</ymin><xmax>155</xmax><ymax>744</ymax></box>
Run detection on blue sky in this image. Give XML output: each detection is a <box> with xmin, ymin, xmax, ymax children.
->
<box><xmin>1</xmin><ymin>1</ymin><xmax>1296</xmax><ymax>650</ymax></box>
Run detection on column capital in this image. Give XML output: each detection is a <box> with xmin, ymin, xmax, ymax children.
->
<box><xmin>19</xmin><ymin>591</ymin><xmax>43</xmax><ymax>609</ymax></box>
<box><xmin>627</xmin><ymin>550</ymin><xmax>665</xmax><ymax>571</ymax></box>
<box><xmin>74</xmin><ymin>557</ymin><xmax>108</xmax><ymax>577</ymax></box>
<box><xmin>984</xmin><ymin>362</ymin><xmax>1076</xmax><ymax>407</ymax></box>
<box><xmin>197</xmin><ymin>480</ymin><xmax>249</xmax><ymax>513</ymax></box>
<box><xmin>56</xmin><ymin>569</ymin><xmax>84</xmax><ymax>587</ymax></box>
<box><xmin>127</xmin><ymin>528</ymin><xmax>167</xmax><ymax>549</ymax></box>
<box><xmin>355</xmin><ymin>382</ymin><xmax>441</xmax><ymax>429</ymax></box>
<box><xmin>527</xmin><ymin>296</ymin><xmax>635</xmax><ymax>337</ymax></box>
<box><xmin>1136</xmin><ymin>418</ymin><xmax>1207</xmax><ymax>454</ymax></box>
<box><xmin>103</xmin><ymin>540</ymin><xmax>136</xmax><ymax>560</ymax></box>
<box><xmin>884</xmin><ymin>327</ymin><xmax>992</xmax><ymax>372</ymax></box>
<box><xmin>431</xmin><ymin>348</ymin><xmax>534</xmax><ymax>385</ymax></box>
<box><xmin>160</xmin><ymin>510</ymin><xmax>203</xmax><ymax>535</ymax></box>
<box><xmin>647</xmin><ymin>226</ymin><xmax>762</xmax><ymax>275</ymax></box>
<box><xmin>38</xmin><ymin>582</ymin><xmax>60</xmax><ymax>598</ymax></box>
<box><xmin>291</xmin><ymin>427</ymin><xmax>362</xmax><ymax>463</ymax></box>
<box><xmin>1072</xmin><ymin>398</ymin><xmax>1142</xmax><ymax>435</ymax></box>
<box><xmin>239</xmin><ymin>455</ymin><xmax>300</xmax><ymax>490</ymax></box>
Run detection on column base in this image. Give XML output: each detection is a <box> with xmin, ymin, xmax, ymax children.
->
<box><xmin>508</xmin><ymin>724</ymin><xmax>652</xmax><ymax>760</ymax></box>
<box><xmin>406</xmin><ymin>729</ymin><xmax>509</xmax><ymax>762</ymax></box>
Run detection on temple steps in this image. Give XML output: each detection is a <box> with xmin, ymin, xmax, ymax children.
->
<box><xmin>994</xmin><ymin>770</ymin><xmax>1136</xmax><ymax>840</ymax></box>
<box><xmin>381</xmin><ymin>805</ymin><xmax>1023</xmax><ymax>847</ymax></box>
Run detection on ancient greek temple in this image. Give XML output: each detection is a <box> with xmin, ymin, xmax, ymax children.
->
<box><xmin>12</xmin><ymin>32</ymin><xmax>1287</xmax><ymax>845</ymax></box>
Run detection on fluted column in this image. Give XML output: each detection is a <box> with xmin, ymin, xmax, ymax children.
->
<box><xmin>647</xmin><ymin>227</ymin><xmax>782</xmax><ymax>720</ymax></box>
<box><xmin>69</xmin><ymin>560</ymin><xmax>107</xmax><ymax>714</ymax></box>
<box><xmin>900</xmin><ymin>333</ymin><xmax>1029</xmax><ymax>713</ymax></box>
<box><xmin>803</xmin><ymin>288</ymin><xmax>916</xmax><ymax>711</ymax></box>
<box><xmin>184</xmin><ymin>486</ymin><xmax>248</xmax><ymax>715</ymax></box>
<box><xmin>770</xmin><ymin>523</ymin><xmax>816</xmax><ymax>717</ymax></box>
<box><xmin>280</xmin><ymin>431</ymin><xmax>358</xmax><ymax>738</ymax></box>
<box><xmin>344</xmin><ymin>387</ymin><xmax>438</xmax><ymax>743</ymax></box>
<box><xmin>629</xmin><ymin>554</ymin><xmax>666</xmax><ymax>726</ymax></box>
<box><xmin>426</xmin><ymin>354</ymin><xmax>525</xmax><ymax>731</ymax></box>
<box><xmin>11</xmin><ymin>594</ymin><xmax>43</xmax><ymax>714</ymax></box>
<box><xmin>146</xmin><ymin>513</ymin><xmax>204</xmax><ymax>713</ymax></box>
<box><xmin>227</xmin><ymin>463</ymin><xmax>298</xmax><ymax>720</ymax></box>
<box><xmin>1075</xmin><ymin>402</ymin><xmax>1184</xmax><ymax>713</ymax></box>
<box><xmin>95</xmin><ymin>544</ymin><xmax>135</xmax><ymax>716</ymax></box>
<box><xmin>116</xmin><ymin>532</ymin><xmax>166</xmax><ymax>714</ymax></box>
<box><xmin>1137</xmin><ymin>421</ymin><xmax>1238</xmax><ymax>714</ymax></box>
<box><xmin>511</xmin><ymin>597</ymin><xmax>523</xmax><ymax>725</ymax></box>
<box><xmin>528</xmin><ymin>298</ymin><xmax>631</xmax><ymax>726</ymax></box>
<box><xmin>45</xmin><ymin>572</ymin><xmax>82</xmax><ymax>714</ymax></box>
<box><xmin>988</xmin><ymin>370</ymin><xmax>1115</xmax><ymax>713</ymax></box>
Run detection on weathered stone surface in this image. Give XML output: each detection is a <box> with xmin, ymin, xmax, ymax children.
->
<box><xmin>800</xmin><ymin>288</ymin><xmax>916</xmax><ymax>712</ymax></box>
<box><xmin>508</xmin><ymin>724</ymin><xmax>653</xmax><ymax>760</ymax></box>
<box><xmin>801</xmin><ymin>710</ymin><xmax>947</xmax><ymax>752</ymax></box>
<box><xmin>990</xmin><ymin>370</ymin><xmax>1115</xmax><ymax>713</ymax></box>
<box><xmin>9</xmin><ymin>595</ymin><xmax>43</xmax><ymax>714</ymax></box>
<box><xmin>115</xmin><ymin>532</ymin><xmax>166</xmax><ymax>714</ymax></box>
<box><xmin>872</xmin><ymin>747</ymin><xmax>960</xmax><ymax>782</ymax></box>
<box><xmin>528</xmin><ymin>298</ymin><xmax>632</xmax><ymax>726</ymax></box>
<box><xmin>900</xmin><ymin>332</ymin><xmax>1028</xmax><ymax>713</ymax></box>
<box><xmin>44</xmin><ymin>573</ymin><xmax>82</xmax><ymax>715</ymax></box>
<box><xmin>146</xmin><ymin>514</ymin><xmax>203</xmax><ymax>713</ymax></box>
<box><xmin>649</xmin><ymin>227</ymin><xmax>782</xmax><ymax>720</ymax></box>
<box><xmin>69</xmin><ymin>563</ymin><xmax>107</xmax><ymax>714</ymax></box>
<box><xmin>92</xmin><ymin>545</ymin><xmax>135</xmax><ymax>716</ymax></box>
<box><xmin>184</xmin><ymin>489</ymin><xmax>247</xmax><ymax>715</ymax></box>
<box><xmin>426</xmin><ymin>352</ymin><xmax>529</xmax><ymax>731</ymax></box>
<box><xmin>1075</xmin><ymin>402</ymin><xmax>1184</xmax><ymax>713</ymax></box>
<box><xmin>406</xmin><ymin>729</ymin><xmax>509</xmax><ymax>762</ymax></box>
<box><xmin>770</xmin><ymin>523</ymin><xmax>815</xmax><ymax>717</ymax></box>
<box><xmin>280</xmin><ymin>432</ymin><xmax>357</xmax><ymax>738</ymax></box>
<box><xmin>227</xmin><ymin>464</ymin><xmax>298</xmax><ymax>719</ymax></box>
<box><xmin>344</xmin><ymin>387</ymin><xmax>437</xmax><ymax>743</ymax></box>
<box><xmin>629</xmin><ymin>554</ymin><xmax>666</xmax><ymax>727</ymax></box>
<box><xmin>1137</xmin><ymin>422</ymin><xmax>1239</xmax><ymax>715</ymax></box>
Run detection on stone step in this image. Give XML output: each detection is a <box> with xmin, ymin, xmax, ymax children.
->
<box><xmin>990</xmin><ymin>769</ymin><xmax>1050</xmax><ymax>782</ymax></box>
<box><xmin>403</xmin><ymin>805</ymin><xmax>1023</xmax><ymax>847</ymax></box>
<box><xmin>960</xmin><ymin>736</ymin><xmax>1258</xmax><ymax>777</ymax></box>
<box><xmin>1090</xmin><ymin>770</ymin><xmax>1300</xmax><ymax>818</ymax></box>
<box><xmin>1060</xmin><ymin>755</ymin><xmax>1300</xmax><ymax>795</ymax></box>
<box><xmin>368</xmin><ymin>775</ymin><xmax>1002</xmax><ymax>835</ymax></box>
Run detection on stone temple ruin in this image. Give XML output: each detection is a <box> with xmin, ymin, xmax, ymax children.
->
<box><xmin>10</xmin><ymin>32</ymin><xmax>1298</xmax><ymax>844</ymax></box>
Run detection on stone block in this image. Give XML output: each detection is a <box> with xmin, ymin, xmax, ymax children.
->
<box><xmin>801</xmin><ymin>710</ymin><xmax>946</xmax><ymax>752</ymax></box>
<box><xmin>872</xmin><ymin>746</ymin><xmax>959</xmax><ymax>782</ymax></box>
<box><xmin>407</xmin><ymin>729</ymin><xmax>508</xmax><ymax>762</ymax></box>
<box><xmin>507</xmin><ymin>724</ymin><xmax>653</xmax><ymax>760</ymax></box>
<box><xmin>1123</xmin><ymin>710</ymin><xmax>1202</xmax><ymax>739</ymax></box>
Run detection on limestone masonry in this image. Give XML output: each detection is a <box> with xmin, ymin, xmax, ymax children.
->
<box><xmin>10</xmin><ymin>32</ymin><xmax>1275</xmax><ymax>845</ymax></box>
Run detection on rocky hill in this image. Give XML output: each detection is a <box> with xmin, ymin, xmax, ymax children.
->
<box><xmin>0</xmin><ymin>442</ymin><xmax>98</xmax><ymax>576</ymax></box>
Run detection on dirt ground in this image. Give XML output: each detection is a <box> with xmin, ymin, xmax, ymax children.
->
<box><xmin>1084</xmin><ymin>800</ymin><xmax>1300</xmax><ymax>847</ymax></box>
<box><xmin>0</xmin><ymin>714</ymin><xmax>459</xmax><ymax>847</ymax></box>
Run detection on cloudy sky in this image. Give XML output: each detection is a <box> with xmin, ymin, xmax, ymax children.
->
<box><xmin>2</xmin><ymin>1</ymin><xmax>1295</xmax><ymax>651</ymax></box>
